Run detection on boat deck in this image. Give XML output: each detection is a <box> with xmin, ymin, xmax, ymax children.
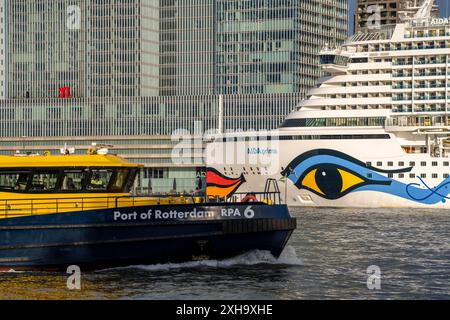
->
<box><xmin>0</xmin><ymin>192</ymin><xmax>282</xmax><ymax>219</ymax></box>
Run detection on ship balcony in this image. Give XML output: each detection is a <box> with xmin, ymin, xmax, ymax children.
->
<box><xmin>385</xmin><ymin>119</ymin><xmax>450</xmax><ymax>133</ymax></box>
<box><xmin>385</xmin><ymin>124</ymin><xmax>450</xmax><ymax>133</ymax></box>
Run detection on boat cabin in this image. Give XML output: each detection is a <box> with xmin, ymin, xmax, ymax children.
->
<box><xmin>0</xmin><ymin>154</ymin><xmax>141</xmax><ymax>195</ymax></box>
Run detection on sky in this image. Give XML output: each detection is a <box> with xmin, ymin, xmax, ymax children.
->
<box><xmin>348</xmin><ymin>0</ymin><xmax>450</xmax><ymax>34</ymax></box>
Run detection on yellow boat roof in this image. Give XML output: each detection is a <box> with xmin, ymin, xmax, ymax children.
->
<box><xmin>0</xmin><ymin>154</ymin><xmax>143</xmax><ymax>169</ymax></box>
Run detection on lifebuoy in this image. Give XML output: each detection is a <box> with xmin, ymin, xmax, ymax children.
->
<box><xmin>242</xmin><ymin>194</ymin><xmax>258</xmax><ymax>203</ymax></box>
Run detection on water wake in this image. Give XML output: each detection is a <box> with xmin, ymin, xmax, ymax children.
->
<box><xmin>122</xmin><ymin>246</ymin><xmax>303</xmax><ymax>272</ymax></box>
<box><xmin>0</xmin><ymin>269</ymin><xmax>25</xmax><ymax>273</ymax></box>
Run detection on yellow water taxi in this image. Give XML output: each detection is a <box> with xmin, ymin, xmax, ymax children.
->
<box><xmin>0</xmin><ymin>147</ymin><xmax>295</xmax><ymax>271</ymax></box>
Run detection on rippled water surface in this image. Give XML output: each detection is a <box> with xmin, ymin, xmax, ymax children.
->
<box><xmin>1</xmin><ymin>208</ymin><xmax>450</xmax><ymax>300</ymax></box>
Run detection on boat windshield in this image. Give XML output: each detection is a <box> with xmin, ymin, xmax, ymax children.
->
<box><xmin>0</xmin><ymin>168</ymin><xmax>137</xmax><ymax>194</ymax></box>
<box><xmin>0</xmin><ymin>171</ymin><xmax>29</xmax><ymax>191</ymax></box>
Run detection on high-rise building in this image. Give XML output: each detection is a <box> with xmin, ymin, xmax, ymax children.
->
<box><xmin>159</xmin><ymin>0</ymin><xmax>348</xmax><ymax>96</ymax></box>
<box><xmin>6</xmin><ymin>0</ymin><xmax>159</xmax><ymax>100</ymax></box>
<box><xmin>159</xmin><ymin>0</ymin><xmax>216</xmax><ymax>96</ymax></box>
<box><xmin>355</xmin><ymin>0</ymin><xmax>439</xmax><ymax>32</ymax></box>
<box><xmin>215</xmin><ymin>0</ymin><xmax>348</xmax><ymax>96</ymax></box>
<box><xmin>6</xmin><ymin>0</ymin><xmax>348</xmax><ymax>99</ymax></box>
<box><xmin>0</xmin><ymin>0</ymin><xmax>349</xmax><ymax>193</ymax></box>
<box><xmin>0</xmin><ymin>0</ymin><xmax>6</xmax><ymax>99</ymax></box>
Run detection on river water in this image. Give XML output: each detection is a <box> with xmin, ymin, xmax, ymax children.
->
<box><xmin>1</xmin><ymin>208</ymin><xmax>450</xmax><ymax>300</ymax></box>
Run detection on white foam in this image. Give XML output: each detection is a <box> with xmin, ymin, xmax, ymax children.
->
<box><xmin>0</xmin><ymin>269</ymin><xmax>25</xmax><ymax>273</ymax></box>
<box><xmin>109</xmin><ymin>246</ymin><xmax>303</xmax><ymax>272</ymax></box>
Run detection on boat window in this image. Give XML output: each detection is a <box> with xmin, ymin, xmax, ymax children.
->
<box><xmin>87</xmin><ymin>169</ymin><xmax>113</xmax><ymax>191</ymax></box>
<box><xmin>0</xmin><ymin>171</ymin><xmax>30</xmax><ymax>191</ymax></box>
<box><xmin>110</xmin><ymin>169</ymin><xmax>130</xmax><ymax>192</ymax></box>
<box><xmin>61</xmin><ymin>170</ymin><xmax>85</xmax><ymax>192</ymax></box>
<box><xmin>30</xmin><ymin>171</ymin><xmax>59</xmax><ymax>192</ymax></box>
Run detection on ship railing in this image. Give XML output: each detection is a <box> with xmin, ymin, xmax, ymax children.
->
<box><xmin>0</xmin><ymin>196</ymin><xmax>117</xmax><ymax>219</ymax></box>
<box><xmin>0</xmin><ymin>193</ymin><xmax>281</xmax><ymax>219</ymax></box>
<box><xmin>218</xmin><ymin>192</ymin><xmax>282</xmax><ymax>206</ymax></box>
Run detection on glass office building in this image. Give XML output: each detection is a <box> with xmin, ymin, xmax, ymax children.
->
<box><xmin>159</xmin><ymin>0</ymin><xmax>348</xmax><ymax>96</ymax></box>
<box><xmin>6</xmin><ymin>0</ymin><xmax>159</xmax><ymax>99</ymax></box>
<box><xmin>0</xmin><ymin>0</ymin><xmax>6</xmax><ymax>99</ymax></box>
<box><xmin>159</xmin><ymin>0</ymin><xmax>216</xmax><ymax>96</ymax></box>
<box><xmin>0</xmin><ymin>0</ymin><xmax>348</xmax><ymax>193</ymax></box>
<box><xmin>216</xmin><ymin>0</ymin><xmax>348</xmax><ymax>95</ymax></box>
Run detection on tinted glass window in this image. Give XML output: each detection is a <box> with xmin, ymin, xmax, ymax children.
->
<box><xmin>30</xmin><ymin>172</ymin><xmax>59</xmax><ymax>192</ymax></box>
<box><xmin>110</xmin><ymin>169</ymin><xmax>130</xmax><ymax>192</ymax></box>
<box><xmin>61</xmin><ymin>170</ymin><xmax>85</xmax><ymax>191</ymax></box>
<box><xmin>0</xmin><ymin>171</ymin><xmax>30</xmax><ymax>191</ymax></box>
<box><xmin>87</xmin><ymin>169</ymin><xmax>113</xmax><ymax>191</ymax></box>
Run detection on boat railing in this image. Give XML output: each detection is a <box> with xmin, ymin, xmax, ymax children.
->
<box><xmin>222</xmin><ymin>192</ymin><xmax>281</xmax><ymax>205</ymax></box>
<box><xmin>0</xmin><ymin>193</ymin><xmax>281</xmax><ymax>219</ymax></box>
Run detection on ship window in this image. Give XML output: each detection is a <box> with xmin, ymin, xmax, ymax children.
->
<box><xmin>410</xmin><ymin>162</ymin><xmax>415</xmax><ymax>166</ymax></box>
<box><xmin>399</xmin><ymin>174</ymin><xmax>405</xmax><ymax>178</ymax></box>
<box><xmin>421</xmin><ymin>174</ymin><xmax>427</xmax><ymax>178</ymax></box>
<box><xmin>399</xmin><ymin>162</ymin><xmax>405</xmax><ymax>167</ymax></box>
<box><xmin>60</xmin><ymin>170</ymin><xmax>85</xmax><ymax>192</ymax></box>
<box><xmin>388</xmin><ymin>173</ymin><xmax>394</xmax><ymax>178</ymax></box>
<box><xmin>421</xmin><ymin>162</ymin><xmax>427</xmax><ymax>166</ymax></box>
<box><xmin>0</xmin><ymin>171</ymin><xmax>30</xmax><ymax>191</ymax></box>
<box><xmin>377</xmin><ymin>162</ymin><xmax>382</xmax><ymax>166</ymax></box>
<box><xmin>110</xmin><ymin>169</ymin><xmax>131</xmax><ymax>192</ymax></box>
<box><xmin>432</xmin><ymin>174</ymin><xmax>438</xmax><ymax>179</ymax></box>
<box><xmin>444</xmin><ymin>174</ymin><xmax>449</xmax><ymax>179</ymax></box>
<box><xmin>29</xmin><ymin>171</ymin><xmax>59</xmax><ymax>192</ymax></box>
<box><xmin>444</xmin><ymin>162</ymin><xmax>449</xmax><ymax>166</ymax></box>
<box><xmin>432</xmin><ymin>162</ymin><xmax>438</xmax><ymax>166</ymax></box>
<box><xmin>87</xmin><ymin>169</ymin><xmax>113</xmax><ymax>191</ymax></box>
<box><xmin>388</xmin><ymin>162</ymin><xmax>394</xmax><ymax>167</ymax></box>
<box><xmin>410</xmin><ymin>173</ymin><xmax>416</xmax><ymax>178</ymax></box>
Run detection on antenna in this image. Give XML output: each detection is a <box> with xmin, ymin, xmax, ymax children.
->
<box><xmin>60</xmin><ymin>143</ymin><xmax>75</xmax><ymax>155</ymax></box>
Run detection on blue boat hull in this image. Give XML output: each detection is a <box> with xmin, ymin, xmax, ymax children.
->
<box><xmin>0</xmin><ymin>203</ymin><xmax>296</xmax><ymax>270</ymax></box>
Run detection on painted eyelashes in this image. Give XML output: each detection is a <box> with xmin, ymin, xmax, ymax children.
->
<box><xmin>282</xmin><ymin>149</ymin><xmax>412</xmax><ymax>200</ymax></box>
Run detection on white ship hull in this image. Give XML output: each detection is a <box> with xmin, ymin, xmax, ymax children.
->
<box><xmin>206</xmin><ymin>128</ymin><xmax>450</xmax><ymax>209</ymax></box>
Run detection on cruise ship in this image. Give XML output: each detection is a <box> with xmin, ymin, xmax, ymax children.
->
<box><xmin>206</xmin><ymin>0</ymin><xmax>450</xmax><ymax>208</ymax></box>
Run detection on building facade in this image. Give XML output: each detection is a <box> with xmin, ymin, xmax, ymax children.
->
<box><xmin>215</xmin><ymin>0</ymin><xmax>348</xmax><ymax>96</ymax></box>
<box><xmin>0</xmin><ymin>0</ymin><xmax>6</xmax><ymax>99</ymax></box>
<box><xmin>0</xmin><ymin>93</ymin><xmax>301</xmax><ymax>193</ymax></box>
<box><xmin>159</xmin><ymin>0</ymin><xmax>216</xmax><ymax>96</ymax></box>
<box><xmin>159</xmin><ymin>0</ymin><xmax>348</xmax><ymax>96</ymax></box>
<box><xmin>6</xmin><ymin>0</ymin><xmax>159</xmax><ymax>100</ymax></box>
<box><xmin>0</xmin><ymin>0</ymin><xmax>348</xmax><ymax>193</ymax></box>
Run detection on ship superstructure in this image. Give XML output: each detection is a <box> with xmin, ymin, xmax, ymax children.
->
<box><xmin>206</xmin><ymin>0</ymin><xmax>450</xmax><ymax>208</ymax></box>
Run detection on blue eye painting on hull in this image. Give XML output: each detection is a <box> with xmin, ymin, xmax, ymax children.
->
<box><xmin>282</xmin><ymin>149</ymin><xmax>450</xmax><ymax>205</ymax></box>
